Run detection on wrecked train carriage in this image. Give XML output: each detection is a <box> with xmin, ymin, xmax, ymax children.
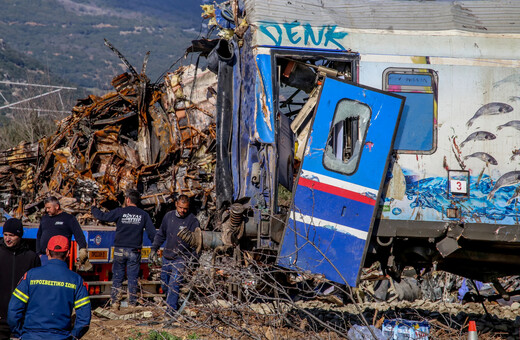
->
<box><xmin>185</xmin><ymin>0</ymin><xmax>520</xmax><ymax>289</ymax></box>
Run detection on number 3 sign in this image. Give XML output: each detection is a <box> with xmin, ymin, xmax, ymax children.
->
<box><xmin>448</xmin><ymin>170</ymin><xmax>470</xmax><ymax>196</ymax></box>
<box><xmin>450</xmin><ymin>179</ymin><xmax>467</xmax><ymax>193</ymax></box>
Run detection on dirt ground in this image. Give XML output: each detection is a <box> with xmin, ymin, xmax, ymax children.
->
<box><xmin>81</xmin><ymin>299</ymin><xmax>519</xmax><ymax>340</ymax></box>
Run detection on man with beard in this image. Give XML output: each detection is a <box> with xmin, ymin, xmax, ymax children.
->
<box><xmin>149</xmin><ymin>195</ymin><xmax>199</xmax><ymax>313</ymax></box>
<box><xmin>36</xmin><ymin>196</ymin><xmax>88</xmax><ymax>267</ymax></box>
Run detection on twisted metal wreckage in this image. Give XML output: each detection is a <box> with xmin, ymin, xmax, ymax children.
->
<box><xmin>0</xmin><ymin>3</ymin><xmax>258</xmax><ymax>261</ymax></box>
<box><xmin>0</xmin><ymin>45</ymin><xmax>218</xmax><ymax>227</ymax></box>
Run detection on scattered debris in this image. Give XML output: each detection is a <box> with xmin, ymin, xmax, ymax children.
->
<box><xmin>0</xmin><ymin>62</ymin><xmax>218</xmax><ymax>224</ymax></box>
<box><xmin>93</xmin><ymin>307</ymin><xmax>153</xmax><ymax>320</ymax></box>
<box><xmin>348</xmin><ymin>325</ymin><xmax>385</xmax><ymax>340</ymax></box>
<box><xmin>382</xmin><ymin>319</ymin><xmax>430</xmax><ymax>339</ymax></box>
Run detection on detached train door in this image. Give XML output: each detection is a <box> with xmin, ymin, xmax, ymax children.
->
<box><xmin>277</xmin><ymin>77</ymin><xmax>404</xmax><ymax>287</ymax></box>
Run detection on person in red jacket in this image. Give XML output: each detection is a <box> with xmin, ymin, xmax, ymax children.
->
<box><xmin>0</xmin><ymin>218</ymin><xmax>40</xmax><ymax>340</ymax></box>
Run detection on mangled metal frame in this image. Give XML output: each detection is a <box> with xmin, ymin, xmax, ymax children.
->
<box><xmin>0</xmin><ymin>41</ymin><xmax>218</xmax><ymax>225</ymax></box>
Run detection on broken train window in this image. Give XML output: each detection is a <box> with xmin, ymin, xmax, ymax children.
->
<box><xmin>323</xmin><ymin>99</ymin><xmax>371</xmax><ymax>175</ymax></box>
<box><xmin>383</xmin><ymin>68</ymin><xmax>438</xmax><ymax>154</ymax></box>
<box><xmin>273</xmin><ymin>53</ymin><xmax>356</xmax><ymax>185</ymax></box>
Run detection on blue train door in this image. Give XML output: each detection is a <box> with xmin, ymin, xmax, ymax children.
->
<box><xmin>277</xmin><ymin>77</ymin><xmax>404</xmax><ymax>287</ymax></box>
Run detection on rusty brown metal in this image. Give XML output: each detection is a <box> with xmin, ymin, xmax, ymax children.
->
<box><xmin>0</xmin><ymin>61</ymin><xmax>218</xmax><ymax>224</ymax></box>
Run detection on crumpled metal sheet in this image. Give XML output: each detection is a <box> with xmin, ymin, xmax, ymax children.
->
<box><xmin>0</xmin><ymin>63</ymin><xmax>218</xmax><ymax>224</ymax></box>
<box><xmin>0</xmin><ymin>143</ymin><xmax>39</xmax><ymax>206</ymax></box>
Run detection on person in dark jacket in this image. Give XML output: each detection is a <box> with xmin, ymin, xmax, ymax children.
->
<box><xmin>91</xmin><ymin>189</ymin><xmax>156</xmax><ymax>308</ymax></box>
<box><xmin>36</xmin><ymin>196</ymin><xmax>88</xmax><ymax>267</ymax></box>
<box><xmin>8</xmin><ymin>235</ymin><xmax>91</xmax><ymax>339</ymax></box>
<box><xmin>0</xmin><ymin>218</ymin><xmax>40</xmax><ymax>340</ymax></box>
<box><xmin>149</xmin><ymin>195</ymin><xmax>199</xmax><ymax>313</ymax></box>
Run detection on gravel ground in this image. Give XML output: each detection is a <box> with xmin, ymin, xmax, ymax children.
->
<box><xmin>81</xmin><ymin>298</ymin><xmax>520</xmax><ymax>339</ymax></box>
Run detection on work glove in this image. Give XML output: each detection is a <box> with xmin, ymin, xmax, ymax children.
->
<box><xmin>148</xmin><ymin>249</ymin><xmax>159</xmax><ymax>265</ymax></box>
<box><xmin>177</xmin><ymin>227</ymin><xmax>202</xmax><ymax>253</ymax></box>
<box><xmin>78</xmin><ymin>248</ymin><xmax>89</xmax><ymax>263</ymax></box>
<box><xmin>76</xmin><ymin>248</ymin><xmax>93</xmax><ymax>271</ymax></box>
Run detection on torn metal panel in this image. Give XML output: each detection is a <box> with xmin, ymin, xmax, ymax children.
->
<box><xmin>215</xmin><ymin>40</ymin><xmax>235</xmax><ymax>209</ymax></box>
<box><xmin>149</xmin><ymin>102</ymin><xmax>173</xmax><ymax>164</ymax></box>
<box><xmin>0</xmin><ymin>55</ymin><xmax>218</xmax><ymax>224</ymax></box>
<box><xmin>237</xmin><ymin>30</ymin><xmax>262</xmax><ymax>203</ymax></box>
<box><xmin>254</xmin><ymin>53</ymin><xmax>274</xmax><ymax>143</ymax></box>
<box><xmin>436</xmin><ymin>237</ymin><xmax>461</xmax><ymax>258</ymax></box>
<box><xmin>231</xmin><ymin>40</ymin><xmax>242</xmax><ymax>200</ymax></box>
<box><xmin>0</xmin><ymin>142</ymin><xmax>39</xmax><ymax>165</ymax></box>
<box><xmin>137</xmin><ymin>116</ymin><xmax>152</xmax><ymax>165</ymax></box>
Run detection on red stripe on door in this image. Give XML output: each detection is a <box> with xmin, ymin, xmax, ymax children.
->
<box><xmin>298</xmin><ymin>177</ymin><xmax>376</xmax><ymax>206</ymax></box>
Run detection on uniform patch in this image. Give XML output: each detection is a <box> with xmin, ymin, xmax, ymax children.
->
<box><xmin>29</xmin><ymin>279</ymin><xmax>76</xmax><ymax>289</ymax></box>
<box><xmin>121</xmin><ymin>213</ymin><xmax>142</xmax><ymax>224</ymax></box>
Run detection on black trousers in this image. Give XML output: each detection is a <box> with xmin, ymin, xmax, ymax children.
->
<box><xmin>0</xmin><ymin>319</ymin><xmax>11</xmax><ymax>340</ymax></box>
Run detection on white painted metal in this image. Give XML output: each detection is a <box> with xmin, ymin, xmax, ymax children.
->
<box><xmin>245</xmin><ymin>0</ymin><xmax>520</xmax><ymax>225</ymax></box>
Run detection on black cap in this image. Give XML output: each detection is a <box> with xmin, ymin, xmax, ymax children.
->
<box><xmin>3</xmin><ymin>218</ymin><xmax>23</xmax><ymax>237</ymax></box>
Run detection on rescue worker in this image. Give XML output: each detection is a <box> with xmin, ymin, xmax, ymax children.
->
<box><xmin>0</xmin><ymin>218</ymin><xmax>40</xmax><ymax>340</ymax></box>
<box><xmin>149</xmin><ymin>195</ymin><xmax>200</xmax><ymax>313</ymax></box>
<box><xmin>91</xmin><ymin>189</ymin><xmax>156</xmax><ymax>308</ymax></box>
<box><xmin>36</xmin><ymin>196</ymin><xmax>88</xmax><ymax>267</ymax></box>
<box><xmin>8</xmin><ymin>235</ymin><xmax>91</xmax><ymax>339</ymax></box>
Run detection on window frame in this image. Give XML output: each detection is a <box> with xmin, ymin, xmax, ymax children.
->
<box><xmin>383</xmin><ymin>67</ymin><xmax>438</xmax><ymax>155</ymax></box>
<box><xmin>322</xmin><ymin>98</ymin><xmax>372</xmax><ymax>176</ymax></box>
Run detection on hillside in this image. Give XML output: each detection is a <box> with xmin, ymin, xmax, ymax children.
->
<box><xmin>0</xmin><ymin>39</ymin><xmax>59</xmax><ymax>84</ymax></box>
<box><xmin>0</xmin><ymin>0</ymin><xmax>204</xmax><ymax>91</ymax></box>
<box><xmin>0</xmin><ymin>39</ymin><xmax>78</xmax><ymax>114</ymax></box>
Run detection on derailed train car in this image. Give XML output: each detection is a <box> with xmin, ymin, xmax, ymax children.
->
<box><xmin>1</xmin><ymin>0</ymin><xmax>520</xmax><ymax>296</ymax></box>
<box><xmin>187</xmin><ymin>0</ymin><xmax>520</xmax><ymax>292</ymax></box>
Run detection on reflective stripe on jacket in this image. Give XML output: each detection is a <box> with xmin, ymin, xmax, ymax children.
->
<box><xmin>7</xmin><ymin>259</ymin><xmax>91</xmax><ymax>339</ymax></box>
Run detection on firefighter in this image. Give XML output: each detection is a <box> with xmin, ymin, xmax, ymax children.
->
<box><xmin>91</xmin><ymin>189</ymin><xmax>156</xmax><ymax>308</ymax></box>
<box><xmin>8</xmin><ymin>235</ymin><xmax>91</xmax><ymax>339</ymax></box>
<box><xmin>149</xmin><ymin>195</ymin><xmax>200</xmax><ymax>313</ymax></box>
<box><xmin>0</xmin><ymin>218</ymin><xmax>40</xmax><ymax>340</ymax></box>
<box><xmin>36</xmin><ymin>196</ymin><xmax>89</xmax><ymax>267</ymax></box>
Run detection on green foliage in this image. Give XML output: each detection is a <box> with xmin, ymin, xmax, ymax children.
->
<box><xmin>127</xmin><ymin>329</ymin><xmax>144</xmax><ymax>340</ymax></box>
<box><xmin>0</xmin><ymin>40</ymin><xmax>68</xmax><ymax>87</ymax></box>
<box><xmin>127</xmin><ymin>329</ymin><xmax>185</xmax><ymax>340</ymax></box>
<box><xmin>278</xmin><ymin>184</ymin><xmax>293</xmax><ymax>207</ymax></box>
<box><xmin>148</xmin><ymin>330</ymin><xmax>181</xmax><ymax>340</ymax></box>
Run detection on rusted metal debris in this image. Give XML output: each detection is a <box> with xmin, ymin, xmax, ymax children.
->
<box><xmin>0</xmin><ymin>63</ymin><xmax>218</xmax><ymax>224</ymax></box>
<box><xmin>93</xmin><ymin>307</ymin><xmax>153</xmax><ymax>320</ymax></box>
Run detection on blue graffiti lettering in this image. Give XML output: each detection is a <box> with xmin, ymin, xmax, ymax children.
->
<box><xmin>259</xmin><ymin>23</ymin><xmax>283</xmax><ymax>46</ymax></box>
<box><xmin>303</xmin><ymin>24</ymin><xmax>324</xmax><ymax>46</ymax></box>
<box><xmin>324</xmin><ymin>25</ymin><xmax>348</xmax><ymax>49</ymax></box>
<box><xmin>284</xmin><ymin>22</ymin><xmax>302</xmax><ymax>44</ymax></box>
<box><xmin>260</xmin><ymin>22</ymin><xmax>347</xmax><ymax>49</ymax></box>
